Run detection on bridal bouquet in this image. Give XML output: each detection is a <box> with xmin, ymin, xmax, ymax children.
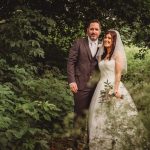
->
<box><xmin>99</xmin><ymin>80</ymin><xmax>123</xmax><ymax>103</ymax></box>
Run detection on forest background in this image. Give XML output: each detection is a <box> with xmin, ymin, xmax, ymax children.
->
<box><xmin>0</xmin><ymin>0</ymin><xmax>150</xmax><ymax>149</ymax></box>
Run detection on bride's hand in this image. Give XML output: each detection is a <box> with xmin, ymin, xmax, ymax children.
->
<box><xmin>114</xmin><ymin>90</ymin><xmax>122</xmax><ymax>99</ymax></box>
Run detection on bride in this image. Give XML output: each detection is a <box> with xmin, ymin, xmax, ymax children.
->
<box><xmin>88</xmin><ymin>30</ymin><xmax>149</xmax><ymax>150</ymax></box>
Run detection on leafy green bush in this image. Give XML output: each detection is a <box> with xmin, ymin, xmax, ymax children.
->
<box><xmin>0</xmin><ymin>68</ymin><xmax>72</xmax><ymax>150</ymax></box>
<box><xmin>124</xmin><ymin>46</ymin><xmax>150</xmax><ymax>140</ymax></box>
<box><xmin>0</xmin><ymin>8</ymin><xmax>73</xmax><ymax>149</ymax></box>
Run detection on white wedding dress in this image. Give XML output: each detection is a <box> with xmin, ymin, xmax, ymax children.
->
<box><xmin>88</xmin><ymin>59</ymin><xmax>148</xmax><ymax>150</ymax></box>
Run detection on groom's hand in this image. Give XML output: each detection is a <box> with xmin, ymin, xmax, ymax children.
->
<box><xmin>69</xmin><ymin>82</ymin><xmax>78</xmax><ymax>93</ymax></box>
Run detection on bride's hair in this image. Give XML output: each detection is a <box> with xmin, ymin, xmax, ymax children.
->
<box><xmin>101</xmin><ymin>31</ymin><xmax>117</xmax><ymax>60</ymax></box>
<box><xmin>97</xmin><ymin>29</ymin><xmax>127</xmax><ymax>73</ymax></box>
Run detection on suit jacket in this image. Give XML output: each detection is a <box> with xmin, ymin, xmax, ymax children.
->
<box><xmin>67</xmin><ymin>37</ymin><xmax>100</xmax><ymax>90</ymax></box>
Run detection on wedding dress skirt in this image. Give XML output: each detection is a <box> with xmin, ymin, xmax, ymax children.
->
<box><xmin>88</xmin><ymin>59</ymin><xmax>149</xmax><ymax>150</ymax></box>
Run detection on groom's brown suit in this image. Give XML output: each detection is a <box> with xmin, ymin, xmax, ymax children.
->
<box><xmin>67</xmin><ymin>37</ymin><xmax>100</xmax><ymax>120</ymax></box>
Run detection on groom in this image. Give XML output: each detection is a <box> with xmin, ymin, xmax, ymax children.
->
<box><xmin>67</xmin><ymin>19</ymin><xmax>101</xmax><ymax>149</ymax></box>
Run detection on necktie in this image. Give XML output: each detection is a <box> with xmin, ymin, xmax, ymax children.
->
<box><xmin>90</xmin><ymin>42</ymin><xmax>97</xmax><ymax>57</ymax></box>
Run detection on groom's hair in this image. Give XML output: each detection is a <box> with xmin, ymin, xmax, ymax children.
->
<box><xmin>86</xmin><ymin>19</ymin><xmax>101</xmax><ymax>29</ymax></box>
<box><xmin>84</xmin><ymin>19</ymin><xmax>101</xmax><ymax>34</ymax></box>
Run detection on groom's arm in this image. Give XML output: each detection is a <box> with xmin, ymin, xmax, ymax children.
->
<box><xmin>67</xmin><ymin>39</ymin><xmax>80</xmax><ymax>93</ymax></box>
<box><xmin>67</xmin><ymin>39</ymin><xmax>80</xmax><ymax>84</ymax></box>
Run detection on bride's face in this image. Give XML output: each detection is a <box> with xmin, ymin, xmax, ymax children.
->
<box><xmin>103</xmin><ymin>33</ymin><xmax>113</xmax><ymax>49</ymax></box>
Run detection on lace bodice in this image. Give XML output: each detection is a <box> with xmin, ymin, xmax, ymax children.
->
<box><xmin>99</xmin><ymin>59</ymin><xmax>115</xmax><ymax>82</ymax></box>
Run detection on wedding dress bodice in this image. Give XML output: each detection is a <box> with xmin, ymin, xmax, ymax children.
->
<box><xmin>99</xmin><ymin>59</ymin><xmax>115</xmax><ymax>83</ymax></box>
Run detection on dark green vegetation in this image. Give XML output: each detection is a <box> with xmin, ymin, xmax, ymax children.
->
<box><xmin>0</xmin><ymin>0</ymin><xmax>150</xmax><ymax>149</ymax></box>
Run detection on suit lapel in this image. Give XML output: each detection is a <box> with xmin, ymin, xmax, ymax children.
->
<box><xmin>83</xmin><ymin>38</ymin><xmax>92</xmax><ymax>60</ymax></box>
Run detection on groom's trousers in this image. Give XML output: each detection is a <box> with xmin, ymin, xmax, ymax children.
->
<box><xmin>73</xmin><ymin>87</ymin><xmax>96</xmax><ymax>149</ymax></box>
<box><xmin>74</xmin><ymin>88</ymin><xmax>95</xmax><ymax>120</ymax></box>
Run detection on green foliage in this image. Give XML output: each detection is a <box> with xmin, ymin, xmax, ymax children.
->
<box><xmin>1</xmin><ymin>0</ymin><xmax>150</xmax><ymax>49</ymax></box>
<box><xmin>0</xmin><ymin>9</ymin><xmax>55</xmax><ymax>65</ymax></box>
<box><xmin>0</xmin><ymin>69</ymin><xmax>72</xmax><ymax>149</ymax></box>
<box><xmin>51</xmin><ymin>21</ymin><xmax>85</xmax><ymax>52</ymax></box>
<box><xmin>124</xmin><ymin>46</ymin><xmax>150</xmax><ymax>140</ymax></box>
<box><xmin>0</xmin><ymin>8</ymin><xmax>73</xmax><ymax>150</ymax></box>
<box><xmin>124</xmin><ymin>46</ymin><xmax>150</xmax><ymax>85</ymax></box>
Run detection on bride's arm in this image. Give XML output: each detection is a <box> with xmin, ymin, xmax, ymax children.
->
<box><xmin>114</xmin><ymin>55</ymin><xmax>123</xmax><ymax>98</ymax></box>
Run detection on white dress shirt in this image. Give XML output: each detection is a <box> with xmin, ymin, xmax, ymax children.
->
<box><xmin>88</xmin><ymin>37</ymin><xmax>98</xmax><ymax>57</ymax></box>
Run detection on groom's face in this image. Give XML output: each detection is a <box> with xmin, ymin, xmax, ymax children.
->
<box><xmin>87</xmin><ymin>22</ymin><xmax>101</xmax><ymax>41</ymax></box>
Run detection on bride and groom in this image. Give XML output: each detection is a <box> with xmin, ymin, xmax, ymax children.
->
<box><xmin>67</xmin><ymin>19</ymin><xmax>149</xmax><ymax>150</ymax></box>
